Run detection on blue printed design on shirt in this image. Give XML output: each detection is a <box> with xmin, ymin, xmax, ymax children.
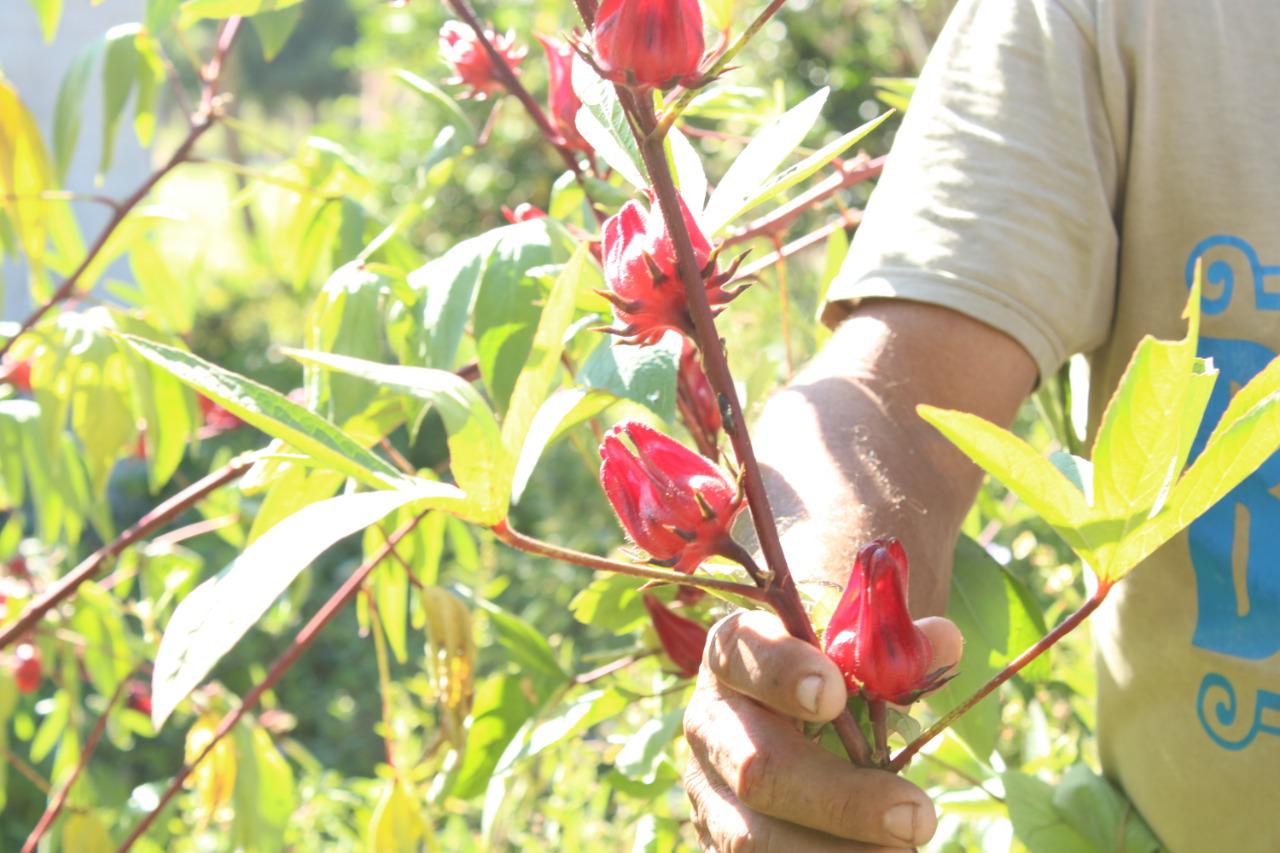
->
<box><xmin>1183</xmin><ymin>235</ymin><xmax>1280</xmax><ymax>750</ymax></box>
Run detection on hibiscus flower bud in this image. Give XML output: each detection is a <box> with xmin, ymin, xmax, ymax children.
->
<box><xmin>439</xmin><ymin>21</ymin><xmax>526</xmax><ymax>100</ymax></box>
<box><xmin>12</xmin><ymin>643</ymin><xmax>41</xmax><ymax>694</ymax></box>
<box><xmin>644</xmin><ymin>594</ymin><xmax>708</xmax><ymax>677</ymax></box>
<box><xmin>198</xmin><ymin>395</ymin><xmax>244</xmax><ymax>435</ymax></box>
<box><xmin>678</xmin><ymin>337</ymin><xmax>721</xmax><ymax>443</ymax></box>
<box><xmin>536</xmin><ymin>36</ymin><xmax>590</xmax><ymax>152</ymax></box>
<box><xmin>824</xmin><ymin>538</ymin><xmax>945</xmax><ymax>705</ymax></box>
<box><xmin>0</xmin><ymin>358</ymin><xmax>33</xmax><ymax>393</ymax></box>
<box><xmin>592</xmin><ymin>0</ymin><xmax>705</xmax><ymax>90</ymax></box>
<box><xmin>501</xmin><ymin>202</ymin><xmax>548</xmax><ymax>224</ymax></box>
<box><xmin>598</xmin><ymin>196</ymin><xmax>745</xmax><ymax>345</ymax></box>
<box><xmin>126</xmin><ymin>680</ymin><xmax>153</xmax><ymax>716</ymax></box>
<box><xmin>599</xmin><ymin>420</ymin><xmax>742</xmax><ymax>572</ymax></box>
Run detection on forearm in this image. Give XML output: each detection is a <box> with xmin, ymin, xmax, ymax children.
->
<box><xmin>752</xmin><ymin>300</ymin><xmax>1036</xmax><ymax>616</ymax></box>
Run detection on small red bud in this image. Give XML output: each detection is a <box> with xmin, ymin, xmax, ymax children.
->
<box><xmin>644</xmin><ymin>594</ymin><xmax>708</xmax><ymax>677</ymax></box>
<box><xmin>600</xmin><ymin>196</ymin><xmax>741</xmax><ymax>345</ymax></box>
<box><xmin>126</xmin><ymin>680</ymin><xmax>153</xmax><ymax>716</ymax></box>
<box><xmin>502</xmin><ymin>203</ymin><xmax>548</xmax><ymax>224</ymax></box>
<box><xmin>12</xmin><ymin>643</ymin><xmax>41</xmax><ymax>694</ymax></box>
<box><xmin>536</xmin><ymin>35</ymin><xmax>591</xmax><ymax>152</ymax></box>
<box><xmin>6</xmin><ymin>555</ymin><xmax>29</xmax><ymax>578</ymax></box>
<box><xmin>1</xmin><ymin>358</ymin><xmax>33</xmax><ymax>393</ymax></box>
<box><xmin>678</xmin><ymin>337</ymin><xmax>721</xmax><ymax>441</ymax></box>
<box><xmin>599</xmin><ymin>421</ymin><xmax>742</xmax><ymax>572</ymax></box>
<box><xmin>439</xmin><ymin>21</ymin><xmax>526</xmax><ymax>100</ymax></box>
<box><xmin>198</xmin><ymin>395</ymin><xmax>244</xmax><ymax>434</ymax></box>
<box><xmin>592</xmin><ymin>0</ymin><xmax>705</xmax><ymax>90</ymax></box>
<box><xmin>824</xmin><ymin>538</ymin><xmax>945</xmax><ymax>705</ymax></box>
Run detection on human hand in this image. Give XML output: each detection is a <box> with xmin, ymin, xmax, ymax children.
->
<box><xmin>683</xmin><ymin>610</ymin><xmax>963</xmax><ymax>851</ymax></box>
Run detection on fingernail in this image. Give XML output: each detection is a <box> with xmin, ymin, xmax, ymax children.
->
<box><xmin>884</xmin><ymin>803</ymin><xmax>923</xmax><ymax>845</ymax></box>
<box><xmin>795</xmin><ymin>674</ymin><xmax>824</xmax><ymax>715</ymax></box>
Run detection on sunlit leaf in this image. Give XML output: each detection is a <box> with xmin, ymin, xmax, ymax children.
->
<box><xmin>178</xmin><ymin>0</ymin><xmax>305</xmax><ymax>28</ymax></box>
<box><xmin>151</xmin><ymin>485</ymin><xmax>462</xmax><ymax>728</ymax></box>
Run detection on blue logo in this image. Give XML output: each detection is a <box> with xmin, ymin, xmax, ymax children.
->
<box><xmin>1184</xmin><ymin>236</ymin><xmax>1280</xmax><ymax>750</ymax></box>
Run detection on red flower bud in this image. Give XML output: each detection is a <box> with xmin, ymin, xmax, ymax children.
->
<box><xmin>13</xmin><ymin>643</ymin><xmax>41</xmax><ymax>694</ymax></box>
<box><xmin>439</xmin><ymin>21</ymin><xmax>526</xmax><ymax>100</ymax></box>
<box><xmin>198</xmin><ymin>395</ymin><xmax>244</xmax><ymax>435</ymax></box>
<box><xmin>537</xmin><ymin>35</ymin><xmax>591</xmax><ymax>152</ymax></box>
<box><xmin>6</xmin><ymin>555</ymin><xmax>29</xmax><ymax>578</ymax></box>
<box><xmin>126</xmin><ymin>680</ymin><xmax>153</xmax><ymax>716</ymax></box>
<box><xmin>502</xmin><ymin>202</ymin><xmax>548</xmax><ymax>224</ymax></box>
<box><xmin>644</xmin><ymin>594</ymin><xmax>708</xmax><ymax>677</ymax></box>
<box><xmin>1</xmin><ymin>358</ymin><xmax>33</xmax><ymax>393</ymax></box>
<box><xmin>599</xmin><ymin>420</ymin><xmax>741</xmax><ymax>572</ymax></box>
<box><xmin>599</xmin><ymin>196</ymin><xmax>745</xmax><ymax>345</ymax></box>
<box><xmin>592</xmin><ymin>0</ymin><xmax>705</xmax><ymax>90</ymax></box>
<box><xmin>678</xmin><ymin>337</ymin><xmax>721</xmax><ymax>442</ymax></box>
<box><xmin>824</xmin><ymin>538</ymin><xmax>942</xmax><ymax>705</ymax></box>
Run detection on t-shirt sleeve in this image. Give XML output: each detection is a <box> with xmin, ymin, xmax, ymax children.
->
<box><xmin>825</xmin><ymin>0</ymin><xmax>1123</xmax><ymax>381</ymax></box>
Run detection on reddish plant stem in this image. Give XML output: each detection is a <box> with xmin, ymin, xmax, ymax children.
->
<box><xmin>735</xmin><ymin>209</ymin><xmax>863</xmax><ymax>282</ymax></box>
<box><xmin>0</xmin><ymin>457</ymin><xmax>253</xmax><ymax>652</ymax></box>
<box><xmin>630</xmin><ymin>100</ymin><xmax>870</xmax><ymax>766</ymax></box>
<box><xmin>573</xmin><ymin>649</ymin><xmax>658</xmax><ymax>685</ymax></box>
<box><xmin>443</xmin><ymin>0</ymin><xmax>589</xmax><ymax>185</ymax></box>
<box><xmin>1</xmin><ymin>746</ymin><xmax>51</xmax><ymax>795</ymax></box>
<box><xmin>887</xmin><ymin>583</ymin><xmax>1113</xmax><ymax>772</ymax></box>
<box><xmin>722</xmin><ymin>155</ymin><xmax>883</xmax><ymax>248</ymax></box>
<box><xmin>23</xmin><ymin>677</ymin><xmax>131</xmax><ymax>853</ymax></box>
<box><xmin>490</xmin><ymin>521</ymin><xmax>767</xmax><ymax>602</ymax></box>
<box><xmin>867</xmin><ymin>698</ymin><xmax>888</xmax><ymax>767</ymax></box>
<box><xmin>117</xmin><ymin>510</ymin><xmax>431</xmax><ymax>851</ymax></box>
<box><xmin>0</xmin><ymin>18</ymin><xmax>243</xmax><ymax>362</ymax></box>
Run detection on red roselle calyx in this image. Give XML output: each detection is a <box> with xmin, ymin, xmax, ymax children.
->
<box><xmin>439</xmin><ymin>21</ymin><xmax>526</xmax><ymax>99</ymax></box>
<box><xmin>1</xmin><ymin>358</ymin><xmax>33</xmax><ymax>393</ymax></box>
<box><xmin>599</xmin><ymin>196</ymin><xmax>745</xmax><ymax>345</ymax></box>
<box><xmin>592</xmin><ymin>0</ymin><xmax>705</xmax><ymax>90</ymax></box>
<box><xmin>824</xmin><ymin>538</ymin><xmax>948</xmax><ymax>705</ymax></box>
<box><xmin>126</xmin><ymin>680</ymin><xmax>153</xmax><ymax>716</ymax></box>
<box><xmin>12</xmin><ymin>643</ymin><xmax>41</xmax><ymax>694</ymax></box>
<box><xmin>599</xmin><ymin>420</ymin><xmax>742</xmax><ymax>572</ymax></box>
<box><xmin>644</xmin><ymin>594</ymin><xmax>708</xmax><ymax>677</ymax></box>
<box><xmin>537</xmin><ymin>36</ymin><xmax>591</xmax><ymax>152</ymax></box>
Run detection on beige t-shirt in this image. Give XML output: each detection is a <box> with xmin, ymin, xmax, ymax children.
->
<box><xmin>826</xmin><ymin>1</ymin><xmax>1280</xmax><ymax>849</ymax></box>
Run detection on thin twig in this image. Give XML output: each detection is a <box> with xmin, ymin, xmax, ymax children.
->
<box><xmin>573</xmin><ymin>649</ymin><xmax>658</xmax><ymax>685</ymax></box>
<box><xmin>919</xmin><ymin>752</ymin><xmax>1004</xmax><ymax>803</ymax></box>
<box><xmin>364</xmin><ymin>591</ymin><xmax>400</xmax><ymax>772</ymax></box>
<box><xmin>23</xmin><ymin>677</ymin><xmax>131</xmax><ymax>853</ymax></box>
<box><xmin>490</xmin><ymin>521</ymin><xmax>768</xmax><ymax>602</ymax></box>
<box><xmin>117</xmin><ymin>510</ymin><xmax>432</xmax><ymax>851</ymax></box>
<box><xmin>722</xmin><ymin>155</ymin><xmax>883</xmax><ymax>248</ymax></box>
<box><xmin>734</xmin><ymin>209</ymin><xmax>863</xmax><ymax>281</ymax></box>
<box><xmin>1</xmin><ymin>746</ymin><xmax>52</xmax><ymax>795</ymax></box>
<box><xmin>0</xmin><ymin>456</ymin><xmax>253</xmax><ymax>651</ymax></box>
<box><xmin>0</xmin><ymin>17</ymin><xmax>245</xmax><ymax>361</ymax></box>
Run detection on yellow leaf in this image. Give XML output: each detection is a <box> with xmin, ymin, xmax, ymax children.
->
<box><xmin>0</xmin><ymin>75</ymin><xmax>54</xmax><ymax>270</ymax></box>
<box><xmin>184</xmin><ymin>712</ymin><xmax>237</xmax><ymax>820</ymax></box>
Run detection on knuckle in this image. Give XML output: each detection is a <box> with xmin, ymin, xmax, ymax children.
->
<box><xmin>725</xmin><ymin>823</ymin><xmax>771</xmax><ymax>853</ymax></box>
<box><xmin>733</xmin><ymin>743</ymin><xmax>777</xmax><ymax>810</ymax></box>
<box><xmin>706</xmin><ymin>612</ymin><xmax>743</xmax><ymax>675</ymax></box>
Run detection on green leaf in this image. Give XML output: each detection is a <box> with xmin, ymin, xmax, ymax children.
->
<box><xmin>472</xmin><ymin>597</ymin><xmax>566</xmax><ymax>682</ymax></box>
<box><xmin>873</xmin><ymin>77</ymin><xmax>917</xmax><ymax>112</ymax></box>
<box><xmin>668</xmin><ymin>126</ymin><xmax>707</xmax><ymax>217</ymax></box>
<box><xmin>132</xmin><ymin>30</ymin><xmax>166</xmax><ymax>146</ymax></box>
<box><xmin>283</xmin><ymin>349</ymin><xmax>514</xmax><ymax>524</ymax></box>
<box><xmin>716</xmin><ymin>111</ymin><xmax>893</xmax><ymax>234</ymax></box>
<box><xmin>178</xmin><ymin>0</ymin><xmax>305</xmax><ymax>28</ymax></box>
<box><xmin>249</xmin><ymin>5</ymin><xmax>303</xmax><ymax>61</ymax></box>
<box><xmin>917</xmin><ymin>405</ymin><xmax>1096</xmax><ymax>557</ymax></box>
<box><xmin>571</xmin><ymin>56</ymin><xmax>646</xmax><ymax>189</ymax></box>
<box><xmin>472</xmin><ymin>222</ymin><xmax>557</xmax><ymax>413</ymax></box>
<box><xmin>578</xmin><ymin>334</ymin><xmax>681</xmax><ymax>422</ymax></box>
<box><xmin>494</xmin><ymin>688</ymin><xmax>628</xmax><ymax>776</ymax></box>
<box><xmin>151</xmin><ymin>485</ymin><xmax>461</xmax><ymax>728</ymax></box>
<box><xmin>1051</xmin><ymin>764</ymin><xmax>1161</xmax><ymax>853</ymax></box>
<box><xmin>232</xmin><ymin>726</ymin><xmax>298</xmax><ymax>851</ymax></box>
<box><xmin>511</xmin><ymin>387</ymin><xmax>614</xmax><ymax>504</ymax></box>
<box><xmin>501</xmin><ymin>246</ymin><xmax>588</xmax><ymax>455</ymax></box>
<box><xmin>1002</xmin><ymin>770</ymin><xmax>1093</xmax><ymax>853</ymax></box>
<box><xmin>304</xmin><ymin>264</ymin><xmax>387</xmax><ymax>426</ymax></box>
<box><xmin>450</xmin><ymin>674</ymin><xmax>536</xmax><ymax>800</ymax></box>
<box><xmin>100</xmin><ymin>25</ymin><xmax>141</xmax><ymax>180</ymax></box>
<box><xmin>26</xmin><ymin>0</ymin><xmax>63</xmax><ymax>41</ymax></box>
<box><xmin>366</xmin><ymin>778</ymin><xmax>430</xmax><ymax>852</ymax></box>
<box><xmin>1091</xmin><ymin>281</ymin><xmax>1206</xmax><ymax>532</ymax></box>
<box><xmin>70</xmin><ymin>582</ymin><xmax>134</xmax><ymax>699</ymax></box>
<box><xmin>129</xmin><ymin>240</ymin><xmax>195</xmax><ymax>334</ymax></box>
<box><xmin>925</xmin><ymin>537</ymin><xmax>1048</xmax><ymax>759</ymax></box>
<box><xmin>701</xmin><ymin>88</ymin><xmax>829</xmax><ymax>233</ymax></box>
<box><xmin>614</xmin><ymin>708</ymin><xmax>683</xmax><ymax>783</ymax></box>
<box><xmin>119</xmin><ymin>334</ymin><xmax>407</xmax><ymax>489</ymax></box>
<box><xmin>569</xmin><ymin>572</ymin><xmax>648</xmax><ymax>635</ymax></box>
<box><xmin>53</xmin><ymin>42</ymin><xmax>100</xmax><ymax>184</ymax></box>
<box><xmin>0</xmin><ymin>77</ymin><xmax>55</xmax><ymax>272</ymax></box>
